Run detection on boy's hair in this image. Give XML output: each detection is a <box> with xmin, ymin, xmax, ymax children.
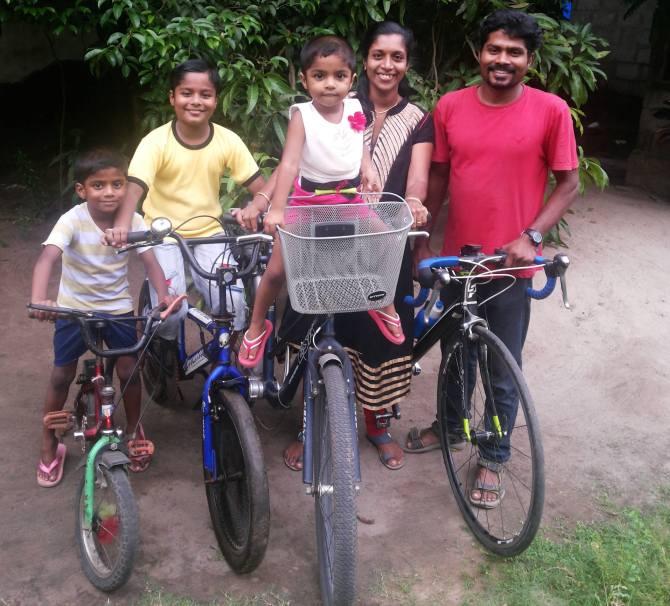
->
<box><xmin>300</xmin><ymin>35</ymin><xmax>356</xmax><ymax>72</ymax></box>
<box><xmin>73</xmin><ymin>148</ymin><xmax>128</xmax><ymax>184</ymax></box>
<box><xmin>478</xmin><ymin>9</ymin><xmax>543</xmax><ymax>53</ymax></box>
<box><xmin>169</xmin><ymin>58</ymin><xmax>222</xmax><ymax>94</ymax></box>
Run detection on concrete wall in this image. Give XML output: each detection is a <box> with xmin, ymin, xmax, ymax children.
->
<box><xmin>0</xmin><ymin>21</ymin><xmax>97</xmax><ymax>83</ymax></box>
<box><xmin>572</xmin><ymin>0</ymin><xmax>654</xmax><ymax>96</ymax></box>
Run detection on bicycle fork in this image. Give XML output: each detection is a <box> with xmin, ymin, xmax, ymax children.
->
<box><xmin>301</xmin><ymin>338</ymin><xmax>361</xmax><ymax>494</ymax></box>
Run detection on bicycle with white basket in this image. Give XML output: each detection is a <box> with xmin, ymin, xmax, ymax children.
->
<box><xmin>248</xmin><ymin>195</ymin><xmax>424</xmax><ymax>606</ymax></box>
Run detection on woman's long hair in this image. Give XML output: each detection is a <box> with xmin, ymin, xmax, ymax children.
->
<box><xmin>356</xmin><ymin>21</ymin><xmax>416</xmax><ymax>111</ymax></box>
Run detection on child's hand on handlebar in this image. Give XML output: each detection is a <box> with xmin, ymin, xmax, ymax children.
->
<box><xmin>233</xmin><ymin>203</ymin><xmax>264</xmax><ymax>232</ymax></box>
<box><xmin>157</xmin><ymin>294</ymin><xmax>187</xmax><ymax>320</ymax></box>
<box><xmin>263</xmin><ymin>207</ymin><xmax>284</xmax><ymax>235</ymax></box>
<box><xmin>28</xmin><ymin>300</ymin><xmax>58</xmax><ymax>321</ymax></box>
<box><xmin>102</xmin><ymin>226</ymin><xmax>129</xmax><ymax>248</ymax></box>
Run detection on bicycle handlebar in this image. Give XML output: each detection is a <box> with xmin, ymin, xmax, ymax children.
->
<box><xmin>27</xmin><ymin>303</ymin><xmax>163</xmax><ymax>358</ymax></box>
<box><xmin>121</xmin><ymin>213</ymin><xmax>273</xmax><ymax>284</ymax></box>
<box><xmin>405</xmin><ymin>250</ymin><xmax>570</xmax><ymax>309</ymax></box>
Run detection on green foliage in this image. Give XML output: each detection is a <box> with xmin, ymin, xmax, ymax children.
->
<box><xmin>3</xmin><ymin>0</ymin><xmax>610</xmax><ymax>219</ymax></box>
<box><xmin>466</xmin><ymin>499</ymin><xmax>670</xmax><ymax>605</ymax></box>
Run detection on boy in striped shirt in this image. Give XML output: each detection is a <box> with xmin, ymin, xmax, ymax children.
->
<box><xmin>30</xmin><ymin>148</ymin><xmax>172</xmax><ymax>486</ymax></box>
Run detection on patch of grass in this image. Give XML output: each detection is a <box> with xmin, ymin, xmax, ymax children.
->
<box><xmin>466</xmin><ymin>499</ymin><xmax>670</xmax><ymax>606</ymax></box>
<box><xmin>133</xmin><ymin>583</ymin><xmax>291</xmax><ymax>606</ymax></box>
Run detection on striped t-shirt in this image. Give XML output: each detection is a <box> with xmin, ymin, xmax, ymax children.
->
<box><xmin>43</xmin><ymin>203</ymin><xmax>148</xmax><ymax>313</ymax></box>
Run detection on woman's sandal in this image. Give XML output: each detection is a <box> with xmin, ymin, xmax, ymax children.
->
<box><xmin>127</xmin><ymin>424</ymin><xmax>154</xmax><ymax>473</ymax></box>
<box><xmin>238</xmin><ymin>319</ymin><xmax>273</xmax><ymax>368</ymax></box>
<box><xmin>366</xmin><ymin>432</ymin><xmax>405</xmax><ymax>470</ymax></box>
<box><xmin>368</xmin><ymin>310</ymin><xmax>405</xmax><ymax>345</ymax></box>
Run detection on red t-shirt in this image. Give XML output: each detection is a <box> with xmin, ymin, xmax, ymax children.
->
<box><xmin>433</xmin><ymin>85</ymin><xmax>578</xmax><ymax>260</ymax></box>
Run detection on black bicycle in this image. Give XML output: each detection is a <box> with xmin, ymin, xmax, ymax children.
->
<box><xmin>407</xmin><ymin>245</ymin><xmax>570</xmax><ymax>556</ymax></box>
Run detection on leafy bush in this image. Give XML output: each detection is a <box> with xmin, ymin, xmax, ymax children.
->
<box><xmin>2</xmin><ymin>0</ymin><xmax>610</xmax><ymax>214</ymax></box>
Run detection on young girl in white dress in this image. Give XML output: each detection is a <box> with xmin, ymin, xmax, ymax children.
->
<box><xmin>237</xmin><ymin>35</ymin><xmax>405</xmax><ymax>368</ymax></box>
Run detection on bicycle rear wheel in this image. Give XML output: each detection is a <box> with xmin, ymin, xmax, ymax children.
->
<box><xmin>312</xmin><ymin>363</ymin><xmax>357</xmax><ymax>606</ymax></box>
<box><xmin>138</xmin><ymin>280</ymin><xmax>177</xmax><ymax>406</ymax></box>
<box><xmin>437</xmin><ymin>324</ymin><xmax>544</xmax><ymax>556</ymax></box>
<box><xmin>205</xmin><ymin>389</ymin><xmax>270</xmax><ymax>573</ymax></box>
<box><xmin>75</xmin><ymin>465</ymin><xmax>138</xmax><ymax>591</ymax></box>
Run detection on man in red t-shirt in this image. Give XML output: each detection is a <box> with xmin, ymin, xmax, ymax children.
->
<box><xmin>406</xmin><ymin>10</ymin><xmax>579</xmax><ymax>507</ymax></box>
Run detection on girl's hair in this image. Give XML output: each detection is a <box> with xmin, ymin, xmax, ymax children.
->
<box><xmin>478</xmin><ymin>9</ymin><xmax>543</xmax><ymax>53</ymax></box>
<box><xmin>169</xmin><ymin>58</ymin><xmax>222</xmax><ymax>94</ymax></box>
<box><xmin>73</xmin><ymin>148</ymin><xmax>128</xmax><ymax>184</ymax></box>
<box><xmin>300</xmin><ymin>35</ymin><xmax>356</xmax><ymax>72</ymax></box>
<box><xmin>357</xmin><ymin>21</ymin><xmax>415</xmax><ymax>106</ymax></box>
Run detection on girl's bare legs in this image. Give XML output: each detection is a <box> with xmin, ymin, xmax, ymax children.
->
<box><xmin>241</xmin><ymin>240</ymin><xmax>286</xmax><ymax>353</ymax></box>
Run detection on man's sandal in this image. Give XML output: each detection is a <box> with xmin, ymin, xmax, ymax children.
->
<box><xmin>366</xmin><ymin>432</ymin><xmax>405</xmax><ymax>470</ymax></box>
<box><xmin>469</xmin><ymin>468</ymin><xmax>505</xmax><ymax>509</ymax></box>
<box><xmin>37</xmin><ymin>442</ymin><xmax>67</xmax><ymax>487</ymax></box>
<box><xmin>127</xmin><ymin>424</ymin><xmax>154</xmax><ymax>473</ymax></box>
<box><xmin>238</xmin><ymin>319</ymin><xmax>273</xmax><ymax>369</ymax></box>
<box><xmin>404</xmin><ymin>420</ymin><xmax>466</xmax><ymax>453</ymax></box>
<box><xmin>368</xmin><ymin>310</ymin><xmax>405</xmax><ymax>345</ymax></box>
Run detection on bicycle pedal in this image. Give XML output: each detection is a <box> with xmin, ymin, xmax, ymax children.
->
<box><xmin>43</xmin><ymin>410</ymin><xmax>74</xmax><ymax>431</ymax></box>
<box><xmin>127</xmin><ymin>439</ymin><xmax>154</xmax><ymax>458</ymax></box>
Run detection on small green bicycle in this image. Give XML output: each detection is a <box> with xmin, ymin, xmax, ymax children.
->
<box><xmin>28</xmin><ymin>300</ymin><xmax>181</xmax><ymax>591</ymax></box>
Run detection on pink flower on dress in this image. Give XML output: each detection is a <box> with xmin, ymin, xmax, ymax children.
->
<box><xmin>348</xmin><ymin>111</ymin><xmax>367</xmax><ymax>132</ymax></box>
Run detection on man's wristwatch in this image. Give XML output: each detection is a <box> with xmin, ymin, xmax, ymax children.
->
<box><xmin>522</xmin><ymin>228</ymin><xmax>543</xmax><ymax>247</ymax></box>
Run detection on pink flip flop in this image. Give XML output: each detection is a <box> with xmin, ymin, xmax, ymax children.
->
<box><xmin>238</xmin><ymin>319</ymin><xmax>273</xmax><ymax>368</ymax></box>
<box><xmin>37</xmin><ymin>442</ymin><xmax>66</xmax><ymax>488</ymax></box>
<box><xmin>368</xmin><ymin>310</ymin><xmax>405</xmax><ymax>345</ymax></box>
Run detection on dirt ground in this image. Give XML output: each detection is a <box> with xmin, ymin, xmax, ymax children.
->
<box><xmin>1</xmin><ymin>185</ymin><xmax>669</xmax><ymax>605</ymax></box>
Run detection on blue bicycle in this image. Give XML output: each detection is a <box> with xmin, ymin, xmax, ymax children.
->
<box><xmin>123</xmin><ymin>216</ymin><xmax>273</xmax><ymax>573</ymax></box>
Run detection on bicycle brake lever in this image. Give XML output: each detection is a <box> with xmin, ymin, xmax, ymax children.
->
<box><xmin>559</xmin><ymin>274</ymin><xmax>571</xmax><ymax>310</ymax></box>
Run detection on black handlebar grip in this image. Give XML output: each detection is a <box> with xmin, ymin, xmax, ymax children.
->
<box><xmin>126</xmin><ymin>230</ymin><xmax>151</xmax><ymax>243</ymax></box>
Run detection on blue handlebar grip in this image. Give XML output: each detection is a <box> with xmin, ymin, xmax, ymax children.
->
<box><xmin>527</xmin><ymin>276</ymin><xmax>556</xmax><ymax>299</ymax></box>
<box><xmin>404</xmin><ymin>288</ymin><xmax>430</xmax><ymax>307</ymax></box>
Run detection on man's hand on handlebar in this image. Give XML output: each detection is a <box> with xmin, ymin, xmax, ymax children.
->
<box><xmin>102</xmin><ymin>226</ymin><xmax>129</xmax><ymax>248</ymax></box>
<box><xmin>501</xmin><ymin>235</ymin><xmax>538</xmax><ymax>268</ymax></box>
<box><xmin>28</xmin><ymin>299</ymin><xmax>59</xmax><ymax>321</ymax></box>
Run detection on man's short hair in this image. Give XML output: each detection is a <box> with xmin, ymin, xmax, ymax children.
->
<box><xmin>479</xmin><ymin>9</ymin><xmax>543</xmax><ymax>53</ymax></box>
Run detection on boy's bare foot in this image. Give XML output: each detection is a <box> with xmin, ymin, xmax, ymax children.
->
<box><xmin>283</xmin><ymin>440</ymin><xmax>303</xmax><ymax>471</ymax></box>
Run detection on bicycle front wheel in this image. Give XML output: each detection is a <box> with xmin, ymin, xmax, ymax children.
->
<box><xmin>205</xmin><ymin>389</ymin><xmax>270</xmax><ymax>573</ymax></box>
<box><xmin>437</xmin><ymin>324</ymin><xmax>544</xmax><ymax>556</ymax></box>
<box><xmin>75</xmin><ymin>465</ymin><xmax>138</xmax><ymax>591</ymax></box>
<box><xmin>312</xmin><ymin>363</ymin><xmax>357</xmax><ymax>606</ymax></box>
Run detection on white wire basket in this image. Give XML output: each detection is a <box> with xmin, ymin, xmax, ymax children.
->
<box><xmin>278</xmin><ymin>200</ymin><xmax>413</xmax><ymax>314</ymax></box>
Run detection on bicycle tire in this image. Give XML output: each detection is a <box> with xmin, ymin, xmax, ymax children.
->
<box><xmin>75</xmin><ymin>465</ymin><xmax>138</xmax><ymax>591</ymax></box>
<box><xmin>205</xmin><ymin>388</ymin><xmax>270</xmax><ymax>573</ymax></box>
<box><xmin>312</xmin><ymin>363</ymin><xmax>357</xmax><ymax>606</ymax></box>
<box><xmin>437</xmin><ymin>324</ymin><xmax>544</xmax><ymax>556</ymax></box>
<box><xmin>137</xmin><ymin>280</ymin><xmax>176</xmax><ymax>406</ymax></box>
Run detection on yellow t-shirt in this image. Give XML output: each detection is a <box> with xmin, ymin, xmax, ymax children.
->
<box><xmin>129</xmin><ymin>121</ymin><xmax>260</xmax><ymax>237</ymax></box>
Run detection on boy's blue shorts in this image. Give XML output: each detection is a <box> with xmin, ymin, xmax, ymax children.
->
<box><xmin>53</xmin><ymin>312</ymin><xmax>136</xmax><ymax>367</ymax></box>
